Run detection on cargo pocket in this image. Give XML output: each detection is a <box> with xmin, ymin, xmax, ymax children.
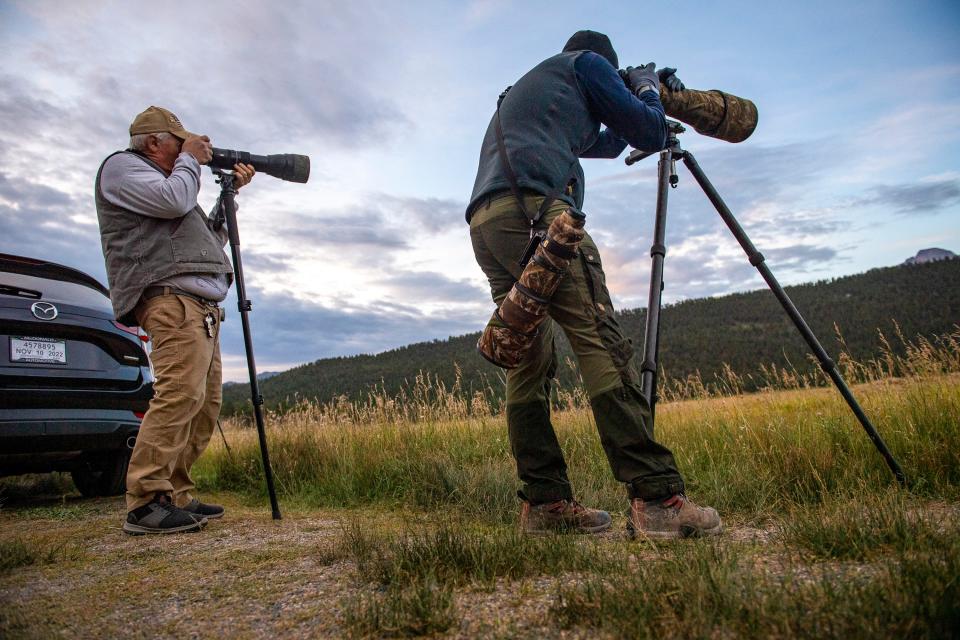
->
<box><xmin>604</xmin><ymin>327</ymin><xmax>635</xmax><ymax>371</ymax></box>
<box><xmin>139</xmin><ymin>295</ymin><xmax>187</xmax><ymax>347</ymax></box>
<box><xmin>580</xmin><ymin>247</ymin><xmax>637</xmax><ymax>384</ymax></box>
<box><xmin>579</xmin><ymin>247</ymin><xmax>608</xmax><ymax>316</ymax></box>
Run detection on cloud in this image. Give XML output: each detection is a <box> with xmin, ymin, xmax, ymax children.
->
<box><xmin>0</xmin><ymin>74</ymin><xmax>120</xmax><ymax>184</ymax></box>
<box><xmin>239</xmin><ymin>250</ymin><xmax>292</xmax><ymax>277</ymax></box>
<box><xmin>380</xmin><ymin>271</ymin><xmax>488</xmax><ymax>303</ymax></box>
<box><xmin>602</xmin><ymin>235</ymin><xmax>843</xmax><ymax>310</ymax></box>
<box><xmin>376</xmin><ymin>193</ymin><xmax>467</xmax><ymax>232</ymax></box>
<box><xmin>0</xmin><ymin>171</ymin><xmax>73</xmax><ymax>210</ymax></box>
<box><xmin>0</xmin><ymin>2</ymin><xmax>415</xmax><ymax>202</ymax></box>
<box><xmin>762</xmin><ymin>244</ymin><xmax>840</xmax><ymax>270</ymax></box>
<box><xmin>258</xmin><ymin>194</ymin><xmax>467</xmax><ymax>263</ymax></box>
<box><xmin>273</xmin><ymin>210</ymin><xmax>410</xmax><ymax>251</ymax></box>
<box><xmin>217</xmin><ymin>282</ymin><xmax>486</xmax><ymax>380</ymax></box>
<box><xmin>0</xmin><ymin>76</ymin><xmax>69</xmax><ymax>139</ymax></box>
<box><xmin>585</xmin><ymin>137</ymin><xmax>845</xmax><ymax>245</ymax></box>
<box><xmin>855</xmin><ymin>178</ymin><xmax>960</xmax><ymax>214</ymax></box>
<box><xmin>0</xmin><ymin>171</ymin><xmax>106</xmax><ymax>282</ymax></box>
<box><xmin>580</xmin><ymin>138</ymin><xmax>856</xmax><ymax>305</ymax></box>
<box><xmin>3</xmin><ymin>1</ymin><xmax>957</xmax><ymax>381</ymax></box>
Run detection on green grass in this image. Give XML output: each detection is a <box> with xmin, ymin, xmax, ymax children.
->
<box><xmin>341</xmin><ymin>519</ymin><xmax>617</xmax><ymax>588</ymax></box>
<box><xmin>3</xmin><ymin>335</ymin><xmax>958</xmax><ymax>638</ymax></box>
<box><xmin>782</xmin><ymin>487</ymin><xmax>958</xmax><ymax>561</ymax></box>
<box><xmin>187</xmin><ymin>338</ymin><xmax>960</xmax><ymax>636</ymax></box>
<box><xmin>0</xmin><ymin>539</ymin><xmax>36</xmax><ymax>572</ymax></box>
<box><xmin>335</xmin><ymin>506</ymin><xmax>960</xmax><ymax>638</ymax></box>
<box><xmin>337</xmin><ymin>519</ymin><xmax>621</xmax><ymax>638</ymax></box>
<box><xmin>197</xmin><ymin>372</ymin><xmax>960</xmax><ymax>523</ymax></box>
<box><xmin>343</xmin><ymin>576</ymin><xmax>458</xmax><ymax>638</ymax></box>
<box><xmin>16</xmin><ymin>504</ymin><xmax>96</xmax><ymax>520</ymax></box>
<box><xmin>551</xmin><ymin>536</ymin><xmax>960</xmax><ymax>639</ymax></box>
<box><xmin>0</xmin><ymin>537</ymin><xmax>83</xmax><ymax>573</ymax></box>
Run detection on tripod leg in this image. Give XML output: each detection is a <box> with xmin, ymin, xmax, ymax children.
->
<box><xmin>681</xmin><ymin>151</ymin><xmax>906</xmax><ymax>486</ymax></box>
<box><xmin>218</xmin><ymin>174</ymin><xmax>283</xmax><ymax>519</ymax></box>
<box><xmin>640</xmin><ymin>149</ymin><xmax>673</xmax><ymax>418</ymax></box>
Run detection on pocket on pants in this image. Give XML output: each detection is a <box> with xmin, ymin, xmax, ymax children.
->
<box><xmin>580</xmin><ymin>248</ymin><xmax>636</xmax><ymax>377</ymax></box>
<box><xmin>604</xmin><ymin>328</ymin><xmax>635</xmax><ymax>370</ymax></box>
<box><xmin>138</xmin><ymin>296</ymin><xmax>188</xmax><ymax>347</ymax></box>
<box><xmin>579</xmin><ymin>247</ymin><xmax>609</xmax><ymax>316</ymax></box>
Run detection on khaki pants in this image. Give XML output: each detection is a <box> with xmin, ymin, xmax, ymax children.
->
<box><xmin>126</xmin><ymin>294</ymin><xmax>222</xmax><ymax>511</ymax></box>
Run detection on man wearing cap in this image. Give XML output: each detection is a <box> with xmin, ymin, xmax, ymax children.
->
<box><xmin>466</xmin><ymin>31</ymin><xmax>721</xmax><ymax>538</ymax></box>
<box><xmin>95</xmin><ymin>106</ymin><xmax>255</xmax><ymax>535</ymax></box>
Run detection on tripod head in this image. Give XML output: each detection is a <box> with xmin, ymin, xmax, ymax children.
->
<box><xmin>626</xmin><ymin>120</ymin><xmax>685</xmax><ymax>166</ymax></box>
<box><xmin>211</xmin><ymin>167</ymin><xmax>236</xmax><ymax>190</ymax></box>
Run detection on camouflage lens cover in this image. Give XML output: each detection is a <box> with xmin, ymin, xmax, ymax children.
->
<box><xmin>477</xmin><ymin>210</ymin><xmax>586</xmax><ymax>369</ymax></box>
<box><xmin>660</xmin><ymin>87</ymin><xmax>758</xmax><ymax>143</ymax></box>
<box><xmin>477</xmin><ymin>310</ymin><xmax>537</xmax><ymax>369</ymax></box>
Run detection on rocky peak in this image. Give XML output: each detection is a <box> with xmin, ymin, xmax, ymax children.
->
<box><xmin>903</xmin><ymin>248</ymin><xmax>957</xmax><ymax>265</ymax></box>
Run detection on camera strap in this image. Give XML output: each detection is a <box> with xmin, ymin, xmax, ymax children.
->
<box><xmin>494</xmin><ymin>87</ymin><xmax>579</xmax><ymax>235</ymax></box>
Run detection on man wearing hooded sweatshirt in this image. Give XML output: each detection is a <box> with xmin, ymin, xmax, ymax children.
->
<box><xmin>466</xmin><ymin>31</ymin><xmax>721</xmax><ymax>538</ymax></box>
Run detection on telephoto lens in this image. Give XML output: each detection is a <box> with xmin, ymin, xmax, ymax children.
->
<box><xmin>618</xmin><ymin>70</ymin><xmax>758</xmax><ymax>143</ymax></box>
<box><xmin>210</xmin><ymin>148</ymin><xmax>310</xmax><ymax>183</ymax></box>
<box><xmin>658</xmin><ymin>87</ymin><xmax>758</xmax><ymax>143</ymax></box>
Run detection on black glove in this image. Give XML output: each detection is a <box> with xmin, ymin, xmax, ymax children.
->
<box><xmin>625</xmin><ymin>62</ymin><xmax>660</xmax><ymax>95</ymax></box>
<box><xmin>657</xmin><ymin>67</ymin><xmax>685</xmax><ymax>92</ymax></box>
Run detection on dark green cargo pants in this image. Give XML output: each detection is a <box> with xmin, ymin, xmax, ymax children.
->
<box><xmin>470</xmin><ymin>192</ymin><xmax>685</xmax><ymax>503</ymax></box>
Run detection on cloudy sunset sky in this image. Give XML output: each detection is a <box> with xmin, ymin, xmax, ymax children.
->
<box><xmin>1</xmin><ymin>0</ymin><xmax>958</xmax><ymax>381</ymax></box>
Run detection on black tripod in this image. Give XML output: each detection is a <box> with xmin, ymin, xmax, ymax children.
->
<box><xmin>214</xmin><ymin>169</ymin><xmax>282</xmax><ymax>519</ymax></box>
<box><xmin>628</xmin><ymin>121</ymin><xmax>907</xmax><ymax>486</ymax></box>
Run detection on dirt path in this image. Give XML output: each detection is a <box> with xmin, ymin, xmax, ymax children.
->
<box><xmin>1</xmin><ymin>494</ymin><xmax>363</xmax><ymax>638</ymax></box>
<box><xmin>1</xmin><ymin>489</ymin><xmax>786</xmax><ymax>639</ymax></box>
<box><xmin>7</xmin><ymin>489</ymin><xmax>949</xmax><ymax>639</ymax></box>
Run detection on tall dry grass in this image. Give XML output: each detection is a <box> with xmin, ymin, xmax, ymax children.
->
<box><xmin>195</xmin><ymin>328</ymin><xmax>960</xmax><ymax>521</ymax></box>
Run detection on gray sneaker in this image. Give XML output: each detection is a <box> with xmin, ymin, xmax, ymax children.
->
<box><xmin>123</xmin><ymin>495</ymin><xmax>207</xmax><ymax>535</ymax></box>
<box><xmin>520</xmin><ymin>499</ymin><xmax>612</xmax><ymax>534</ymax></box>
<box><xmin>628</xmin><ymin>494</ymin><xmax>722</xmax><ymax>539</ymax></box>
<box><xmin>181</xmin><ymin>499</ymin><xmax>224</xmax><ymax>520</ymax></box>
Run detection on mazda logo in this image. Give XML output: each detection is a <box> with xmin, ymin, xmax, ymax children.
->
<box><xmin>31</xmin><ymin>302</ymin><xmax>58</xmax><ymax>321</ymax></box>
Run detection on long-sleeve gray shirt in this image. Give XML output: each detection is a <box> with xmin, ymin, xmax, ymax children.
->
<box><xmin>100</xmin><ymin>151</ymin><xmax>230</xmax><ymax>300</ymax></box>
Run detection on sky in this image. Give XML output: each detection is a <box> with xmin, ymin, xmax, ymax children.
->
<box><xmin>1</xmin><ymin>0</ymin><xmax>958</xmax><ymax>382</ymax></box>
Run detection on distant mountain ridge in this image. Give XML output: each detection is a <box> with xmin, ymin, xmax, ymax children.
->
<box><xmin>904</xmin><ymin>247</ymin><xmax>956</xmax><ymax>265</ymax></box>
<box><xmin>222</xmin><ymin>257</ymin><xmax>960</xmax><ymax>415</ymax></box>
<box><xmin>223</xmin><ymin>371</ymin><xmax>281</xmax><ymax>388</ymax></box>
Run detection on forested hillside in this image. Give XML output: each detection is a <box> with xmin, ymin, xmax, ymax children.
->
<box><xmin>222</xmin><ymin>258</ymin><xmax>960</xmax><ymax>414</ymax></box>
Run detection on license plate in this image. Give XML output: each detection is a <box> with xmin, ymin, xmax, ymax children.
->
<box><xmin>10</xmin><ymin>336</ymin><xmax>67</xmax><ymax>364</ymax></box>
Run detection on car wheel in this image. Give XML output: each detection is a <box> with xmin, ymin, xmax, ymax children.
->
<box><xmin>71</xmin><ymin>451</ymin><xmax>131</xmax><ymax>497</ymax></box>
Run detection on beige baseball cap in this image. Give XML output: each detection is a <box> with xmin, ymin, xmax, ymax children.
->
<box><xmin>129</xmin><ymin>106</ymin><xmax>199</xmax><ymax>140</ymax></box>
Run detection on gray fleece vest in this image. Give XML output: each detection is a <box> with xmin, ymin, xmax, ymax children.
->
<box><xmin>466</xmin><ymin>51</ymin><xmax>600</xmax><ymax>221</ymax></box>
<box><xmin>95</xmin><ymin>151</ymin><xmax>232</xmax><ymax>325</ymax></box>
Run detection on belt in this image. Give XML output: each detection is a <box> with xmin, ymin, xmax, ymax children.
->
<box><xmin>142</xmin><ymin>285</ymin><xmax>219</xmax><ymax>307</ymax></box>
<box><xmin>467</xmin><ymin>188</ymin><xmax>543</xmax><ymax>222</ymax></box>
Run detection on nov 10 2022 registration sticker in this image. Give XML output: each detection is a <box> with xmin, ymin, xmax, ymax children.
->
<box><xmin>10</xmin><ymin>336</ymin><xmax>67</xmax><ymax>364</ymax></box>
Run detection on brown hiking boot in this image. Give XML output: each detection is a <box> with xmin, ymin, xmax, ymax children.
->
<box><xmin>628</xmin><ymin>494</ymin><xmax>722</xmax><ymax>539</ymax></box>
<box><xmin>520</xmin><ymin>499</ymin><xmax>612</xmax><ymax>534</ymax></box>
